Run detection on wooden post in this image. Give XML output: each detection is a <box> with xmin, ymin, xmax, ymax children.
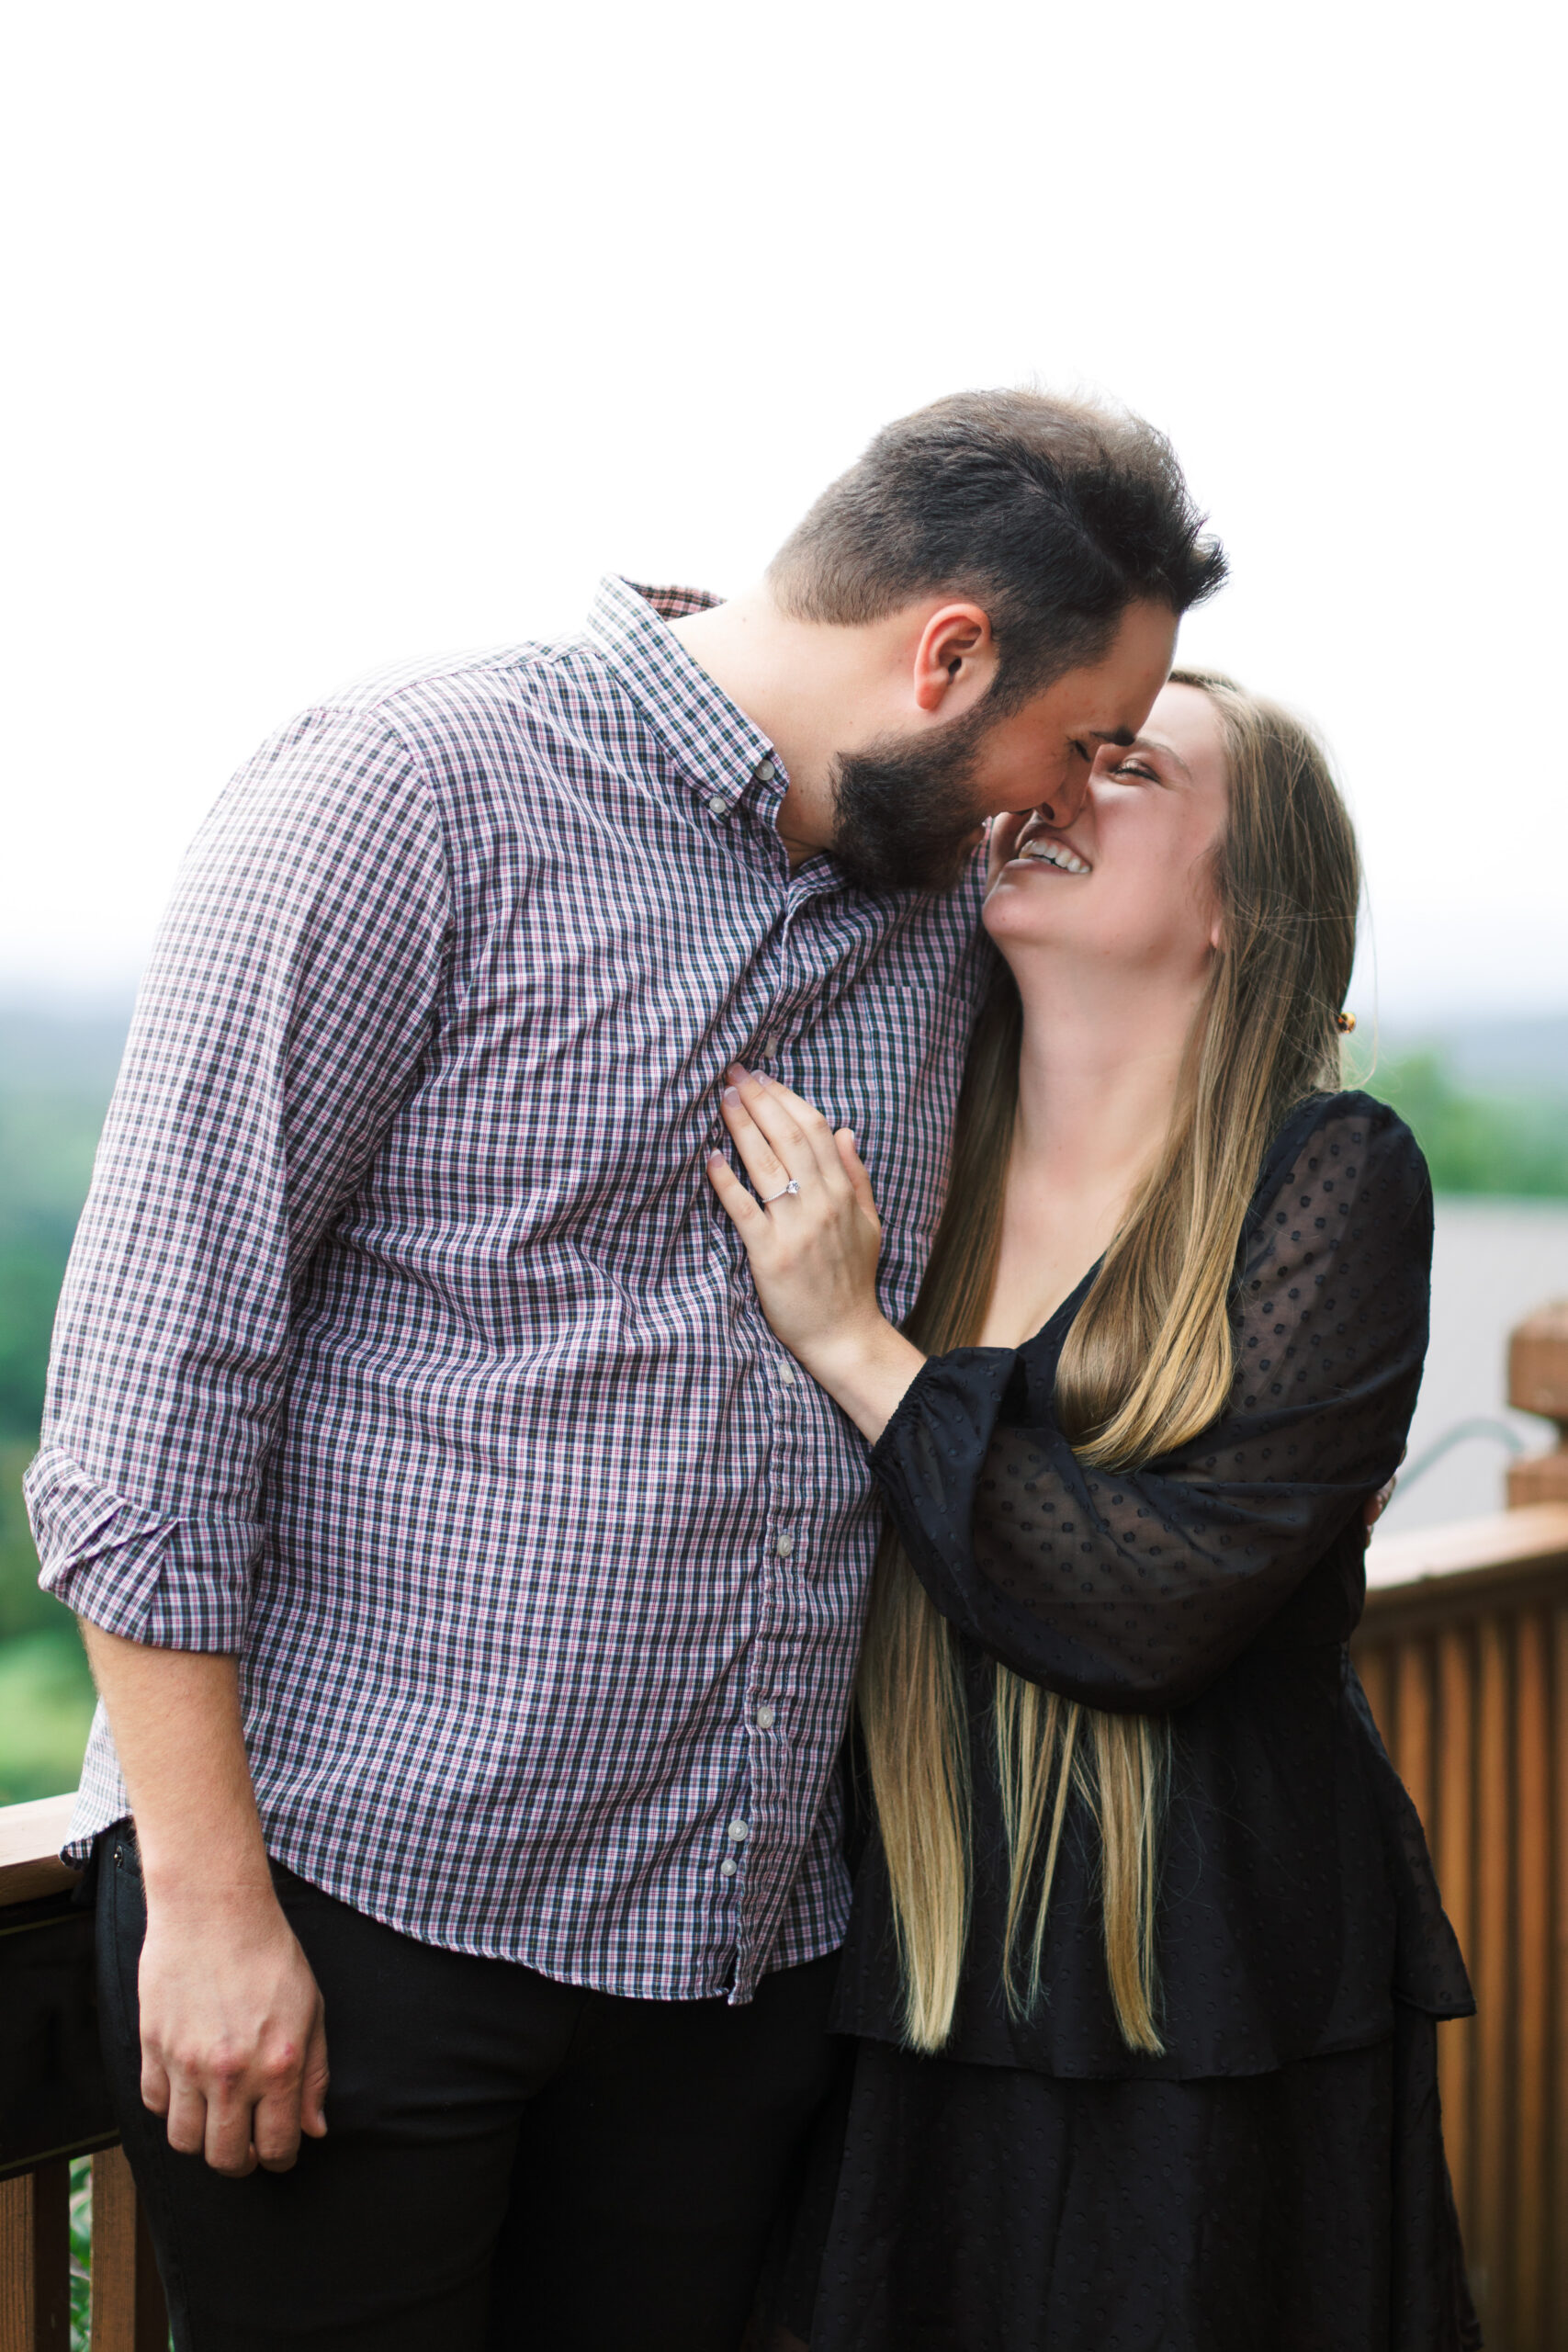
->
<box><xmin>1509</xmin><ymin>1299</ymin><xmax>1568</xmax><ymax>1506</ymax></box>
<box><xmin>90</xmin><ymin>2146</ymin><xmax>168</xmax><ymax>2352</ymax></box>
<box><xmin>1512</xmin><ymin>1610</ymin><xmax>1551</xmax><ymax>2348</ymax></box>
<box><xmin>0</xmin><ymin>2161</ymin><xmax>69</xmax><ymax>2352</ymax></box>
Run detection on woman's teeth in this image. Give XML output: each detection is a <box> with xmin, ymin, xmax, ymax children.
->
<box><xmin>1020</xmin><ymin>838</ymin><xmax>1090</xmax><ymax>875</ymax></box>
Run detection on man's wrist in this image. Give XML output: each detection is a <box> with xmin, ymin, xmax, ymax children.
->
<box><xmin>140</xmin><ymin>1824</ymin><xmax>276</xmax><ymax>1917</ymax></box>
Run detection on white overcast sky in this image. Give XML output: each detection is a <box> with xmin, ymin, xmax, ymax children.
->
<box><xmin>3</xmin><ymin>0</ymin><xmax>1563</xmax><ymax>1025</ymax></box>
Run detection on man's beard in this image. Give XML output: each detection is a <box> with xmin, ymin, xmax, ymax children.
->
<box><xmin>828</xmin><ymin>700</ymin><xmax>998</xmax><ymax>894</ymax></box>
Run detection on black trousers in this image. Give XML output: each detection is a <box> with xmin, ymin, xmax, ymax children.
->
<box><xmin>96</xmin><ymin>1830</ymin><xmax>840</xmax><ymax>2351</ymax></box>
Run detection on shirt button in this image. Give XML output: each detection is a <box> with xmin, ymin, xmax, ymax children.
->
<box><xmin>777</xmin><ymin>1367</ymin><xmax>796</xmax><ymax>1389</ymax></box>
<box><xmin>755</xmin><ymin>1704</ymin><xmax>776</xmax><ymax>1730</ymax></box>
<box><xmin>774</xmin><ymin>1532</ymin><xmax>795</xmax><ymax>1559</ymax></box>
<box><xmin>728</xmin><ymin>1816</ymin><xmax>750</xmax><ymax>1842</ymax></box>
<box><xmin>706</xmin><ymin>793</ymin><xmax>730</xmax><ymax>815</ymax></box>
<box><xmin>719</xmin><ymin>1857</ymin><xmax>738</xmax><ymax>1878</ymax></box>
<box><xmin>755</xmin><ymin>757</ymin><xmax>778</xmax><ymax>783</ymax></box>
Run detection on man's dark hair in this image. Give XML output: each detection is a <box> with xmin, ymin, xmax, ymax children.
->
<box><xmin>769</xmin><ymin>389</ymin><xmax>1226</xmax><ymax>712</ymax></box>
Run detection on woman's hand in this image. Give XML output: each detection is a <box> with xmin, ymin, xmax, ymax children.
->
<box><xmin>705</xmin><ymin>1065</ymin><xmax>927</xmax><ymax>1443</ymax></box>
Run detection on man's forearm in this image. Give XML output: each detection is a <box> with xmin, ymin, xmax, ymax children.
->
<box><xmin>79</xmin><ymin>1623</ymin><xmax>270</xmax><ymax>1904</ymax></box>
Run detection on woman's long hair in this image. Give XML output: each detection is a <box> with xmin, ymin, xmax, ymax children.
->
<box><xmin>858</xmin><ymin>670</ymin><xmax>1361</xmax><ymax>2054</ymax></box>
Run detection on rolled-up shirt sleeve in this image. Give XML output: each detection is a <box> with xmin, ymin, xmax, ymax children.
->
<box><xmin>25</xmin><ymin>704</ymin><xmax>452</xmax><ymax>1648</ymax></box>
<box><xmin>868</xmin><ymin>1100</ymin><xmax>1432</xmax><ymax>1712</ymax></box>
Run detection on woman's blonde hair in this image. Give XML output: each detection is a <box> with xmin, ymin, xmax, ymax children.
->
<box><xmin>858</xmin><ymin>670</ymin><xmax>1360</xmax><ymax>2053</ymax></box>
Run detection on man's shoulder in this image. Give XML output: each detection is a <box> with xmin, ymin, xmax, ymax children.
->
<box><xmin>254</xmin><ymin>630</ymin><xmax>642</xmax><ymax>813</ymax></box>
<box><xmin>315</xmin><ymin>634</ymin><xmax>583</xmax><ymax>728</ymax></box>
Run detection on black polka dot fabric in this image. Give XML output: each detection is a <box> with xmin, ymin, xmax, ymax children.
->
<box><xmin>873</xmin><ymin>1092</ymin><xmax>1435</xmax><ymax>1716</ymax></box>
<box><xmin>790</xmin><ymin>1094</ymin><xmax>1480</xmax><ymax>2347</ymax></box>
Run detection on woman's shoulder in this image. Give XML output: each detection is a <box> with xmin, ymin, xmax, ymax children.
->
<box><xmin>1254</xmin><ymin>1089</ymin><xmax>1429</xmax><ymax>1209</ymax></box>
<box><xmin>1242</xmin><ymin>1092</ymin><xmax>1433</xmax><ymax>1280</ymax></box>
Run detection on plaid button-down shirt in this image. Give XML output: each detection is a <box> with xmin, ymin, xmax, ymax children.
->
<box><xmin>28</xmin><ymin>578</ymin><xmax>987</xmax><ymax>2000</ymax></box>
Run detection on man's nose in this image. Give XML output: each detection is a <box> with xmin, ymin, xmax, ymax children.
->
<box><xmin>1038</xmin><ymin>765</ymin><xmax>1090</xmax><ymax>829</ymax></box>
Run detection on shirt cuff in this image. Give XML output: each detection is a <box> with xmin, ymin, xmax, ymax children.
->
<box><xmin>24</xmin><ymin>1444</ymin><xmax>259</xmax><ymax>1651</ymax></box>
<box><xmin>867</xmin><ymin>1343</ymin><xmax>1021</xmax><ymax>1474</ymax></box>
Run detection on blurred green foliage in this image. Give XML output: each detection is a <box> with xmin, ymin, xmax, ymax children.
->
<box><xmin>0</xmin><ymin>1011</ymin><xmax>1563</xmax><ymax>1805</ymax></box>
<box><xmin>1359</xmin><ymin>1050</ymin><xmax>1568</xmax><ymax>1196</ymax></box>
<box><xmin>0</xmin><ymin>1022</ymin><xmax>115</xmax><ymax>1803</ymax></box>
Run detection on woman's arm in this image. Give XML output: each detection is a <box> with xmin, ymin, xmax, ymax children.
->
<box><xmin>873</xmin><ymin>1099</ymin><xmax>1432</xmax><ymax>1710</ymax></box>
<box><xmin>706</xmin><ymin>1077</ymin><xmax>1424</xmax><ymax>1712</ymax></box>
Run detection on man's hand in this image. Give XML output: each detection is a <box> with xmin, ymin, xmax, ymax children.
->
<box><xmin>138</xmin><ymin>1885</ymin><xmax>328</xmax><ymax>2177</ymax></box>
<box><xmin>78</xmin><ymin>1626</ymin><xmax>332</xmax><ymax>2176</ymax></box>
<box><xmin>1362</xmin><ymin>1459</ymin><xmax>1403</xmax><ymax>1544</ymax></box>
<box><xmin>985</xmin><ymin>810</ymin><xmax>1033</xmax><ymax>893</ymax></box>
<box><xmin>1363</xmin><ymin>1476</ymin><xmax>1401</xmax><ymax>1533</ymax></box>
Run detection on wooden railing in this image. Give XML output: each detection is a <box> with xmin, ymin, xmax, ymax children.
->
<box><xmin>1351</xmin><ymin>1299</ymin><xmax>1568</xmax><ymax>2352</ymax></box>
<box><xmin>4</xmin><ymin>1297</ymin><xmax>1567</xmax><ymax>2347</ymax></box>
<box><xmin>1357</xmin><ymin>1502</ymin><xmax>1568</xmax><ymax>2351</ymax></box>
<box><xmin>0</xmin><ymin>1796</ymin><xmax>167</xmax><ymax>2350</ymax></box>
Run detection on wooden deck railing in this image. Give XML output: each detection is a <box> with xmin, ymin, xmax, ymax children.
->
<box><xmin>4</xmin><ymin>1297</ymin><xmax>1567</xmax><ymax>2347</ymax></box>
<box><xmin>1352</xmin><ymin>1297</ymin><xmax>1568</xmax><ymax>2352</ymax></box>
<box><xmin>0</xmin><ymin>1795</ymin><xmax>167</xmax><ymax>2351</ymax></box>
<box><xmin>1357</xmin><ymin>1501</ymin><xmax>1568</xmax><ymax>2351</ymax></box>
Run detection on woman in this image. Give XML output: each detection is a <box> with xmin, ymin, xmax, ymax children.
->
<box><xmin>706</xmin><ymin>671</ymin><xmax>1480</xmax><ymax>2351</ymax></box>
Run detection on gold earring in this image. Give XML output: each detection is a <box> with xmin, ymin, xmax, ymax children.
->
<box><xmin>1336</xmin><ymin>1011</ymin><xmax>1356</xmax><ymax>1034</ymax></box>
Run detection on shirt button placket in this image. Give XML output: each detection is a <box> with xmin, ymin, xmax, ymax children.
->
<box><xmin>737</xmin><ymin>865</ymin><xmax>796</xmax><ymax>1991</ymax></box>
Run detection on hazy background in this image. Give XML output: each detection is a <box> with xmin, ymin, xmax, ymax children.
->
<box><xmin>2</xmin><ymin>0</ymin><xmax>1565</xmax><ymax>1798</ymax></box>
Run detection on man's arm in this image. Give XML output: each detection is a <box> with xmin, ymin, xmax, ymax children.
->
<box><xmin>83</xmin><ymin>1625</ymin><xmax>328</xmax><ymax>2177</ymax></box>
<box><xmin>26</xmin><ymin>706</ymin><xmax>453</xmax><ymax>2171</ymax></box>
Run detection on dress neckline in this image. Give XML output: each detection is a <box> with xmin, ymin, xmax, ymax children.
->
<box><xmin>1012</xmin><ymin>1257</ymin><xmax>1103</xmax><ymax>1371</ymax></box>
<box><xmin>1012</xmin><ymin>1091</ymin><xmax>1353</xmax><ymax>1366</ymax></box>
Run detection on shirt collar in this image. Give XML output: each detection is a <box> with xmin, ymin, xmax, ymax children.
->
<box><xmin>582</xmin><ymin>576</ymin><xmax>786</xmax><ymax>822</ymax></box>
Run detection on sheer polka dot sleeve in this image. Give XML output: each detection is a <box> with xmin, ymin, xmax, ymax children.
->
<box><xmin>869</xmin><ymin>1095</ymin><xmax>1432</xmax><ymax>1712</ymax></box>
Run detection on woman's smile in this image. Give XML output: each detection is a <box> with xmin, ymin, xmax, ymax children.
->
<box><xmin>1010</xmin><ymin>825</ymin><xmax>1092</xmax><ymax>876</ymax></box>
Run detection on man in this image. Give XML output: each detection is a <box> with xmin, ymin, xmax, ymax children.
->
<box><xmin>28</xmin><ymin>390</ymin><xmax>1224</xmax><ymax>2347</ymax></box>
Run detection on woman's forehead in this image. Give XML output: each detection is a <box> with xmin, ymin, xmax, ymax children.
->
<box><xmin>1144</xmin><ymin>683</ymin><xmax>1227</xmax><ymax>782</ymax></box>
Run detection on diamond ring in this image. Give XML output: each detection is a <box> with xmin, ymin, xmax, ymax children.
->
<box><xmin>760</xmin><ymin>1180</ymin><xmax>801</xmax><ymax>1206</ymax></box>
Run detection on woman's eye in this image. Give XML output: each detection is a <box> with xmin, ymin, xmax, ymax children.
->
<box><xmin>1113</xmin><ymin>759</ymin><xmax>1158</xmax><ymax>782</ymax></box>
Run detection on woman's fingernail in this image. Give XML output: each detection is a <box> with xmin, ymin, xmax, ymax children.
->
<box><xmin>722</xmin><ymin>1085</ymin><xmax>739</xmax><ymax>1105</ymax></box>
<box><xmin>726</xmin><ymin>1063</ymin><xmax>749</xmax><ymax>1084</ymax></box>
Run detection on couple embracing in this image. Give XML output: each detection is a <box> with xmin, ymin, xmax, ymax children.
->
<box><xmin>29</xmin><ymin>390</ymin><xmax>1481</xmax><ymax>2349</ymax></box>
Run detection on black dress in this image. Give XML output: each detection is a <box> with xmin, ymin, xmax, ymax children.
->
<box><xmin>787</xmin><ymin>1092</ymin><xmax>1481</xmax><ymax>2351</ymax></box>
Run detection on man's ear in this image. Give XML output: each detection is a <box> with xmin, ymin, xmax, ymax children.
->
<box><xmin>912</xmin><ymin>603</ymin><xmax>995</xmax><ymax>716</ymax></box>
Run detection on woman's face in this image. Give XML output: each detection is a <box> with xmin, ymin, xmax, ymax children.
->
<box><xmin>982</xmin><ymin>681</ymin><xmax>1230</xmax><ymax>986</ymax></box>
